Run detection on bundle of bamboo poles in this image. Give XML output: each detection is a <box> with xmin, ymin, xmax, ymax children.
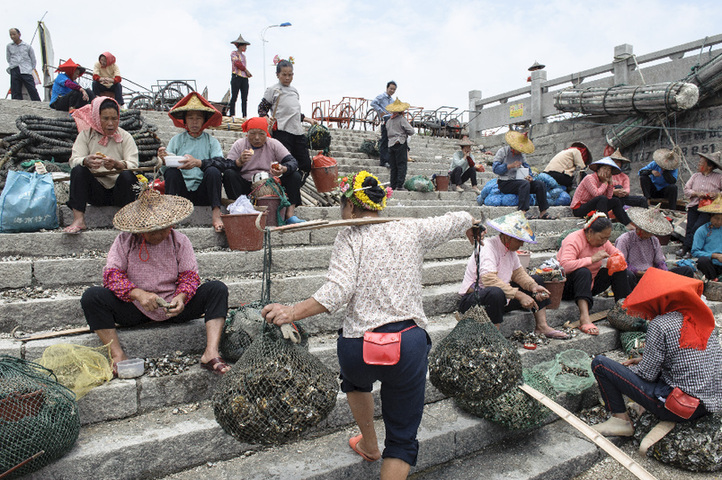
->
<box><xmin>554</xmin><ymin>81</ymin><xmax>699</xmax><ymax>115</ymax></box>
<box><xmin>606</xmin><ymin>51</ymin><xmax>722</xmax><ymax>150</ymax></box>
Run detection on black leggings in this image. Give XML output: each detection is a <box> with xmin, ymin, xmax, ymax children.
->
<box><xmin>67</xmin><ymin>166</ymin><xmax>138</xmax><ymax>212</ymax></box>
<box><xmin>546</xmin><ymin>171</ymin><xmax>573</xmax><ymax>191</ymax></box>
<box><xmin>222</xmin><ymin>169</ymin><xmax>303</xmax><ymax>207</ymax></box>
<box><xmin>573</xmin><ymin>195</ymin><xmax>631</xmax><ymax>225</ymax></box>
<box><xmin>164</xmin><ymin>166</ymin><xmax>223</xmax><ymax>208</ymax></box>
<box><xmin>562</xmin><ymin>267</ymin><xmax>633</xmax><ymax>308</ymax></box>
<box><xmin>229</xmin><ymin>74</ymin><xmax>249</xmax><ymax>117</ymax></box>
<box><xmin>449</xmin><ymin>166</ymin><xmax>477</xmax><ymax>186</ymax></box>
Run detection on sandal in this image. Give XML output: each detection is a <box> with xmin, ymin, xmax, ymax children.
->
<box><xmin>539</xmin><ymin>212</ymin><xmax>558</xmax><ymax>220</ymax></box>
<box><xmin>579</xmin><ymin>323</ymin><xmax>599</xmax><ymax>336</ymax></box>
<box><xmin>349</xmin><ymin>435</ymin><xmax>377</xmax><ymax>462</ymax></box>
<box><xmin>200</xmin><ymin>357</ymin><xmax>231</xmax><ymax>375</ymax></box>
<box><xmin>525</xmin><ymin>212</ymin><xmax>539</xmax><ymax>220</ymax></box>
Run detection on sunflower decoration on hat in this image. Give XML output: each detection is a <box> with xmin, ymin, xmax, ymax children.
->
<box><xmin>504</xmin><ymin>130</ymin><xmax>535</xmax><ymax>154</ymax></box>
<box><xmin>338</xmin><ymin>171</ymin><xmax>392</xmax><ymax>211</ymax></box>
<box><xmin>168</xmin><ymin>92</ymin><xmax>222</xmax><ymax>132</ymax></box>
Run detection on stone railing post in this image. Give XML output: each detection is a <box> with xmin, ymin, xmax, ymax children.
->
<box><xmin>613</xmin><ymin>44</ymin><xmax>634</xmax><ymax>85</ymax></box>
<box><xmin>530</xmin><ymin>69</ymin><xmax>547</xmax><ymax>126</ymax></box>
<box><xmin>469</xmin><ymin>90</ymin><xmax>481</xmax><ymax>140</ymax></box>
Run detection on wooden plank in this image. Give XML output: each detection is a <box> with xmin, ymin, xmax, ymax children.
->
<box><xmin>19</xmin><ymin>327</ymin><xmax>90</xmax><ymax>341</ymax></box>
<box><xmin>519</xmin><ymin>384</ymin><xmax>657</xmax><ymax>480</ymax></box>
<box><xmin>270</xmin><ymin>217</ymin><xmax>403</xmax><ymax>233</ymax></box>
<box><xmin>563</xmin><ymin>309</ymin><xmax>609</xmax><ymax>330</ymax></box>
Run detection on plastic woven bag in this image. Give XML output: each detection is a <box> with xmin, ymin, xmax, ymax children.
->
<box><xmin>0</xmin><ymin>355</ymin><xmax>80</xmax><ymax>479</ymax></box>
<box><xmin>403</xmin><ymin>175</ymin><xmax>434</xmax><ymax>192</ymax></box>
<box><xmin>429</xmin><ymin>306</ymin><xmax>522</xmax><ymax>401</ymax></box>
<box><xmin>35</xmin><ymin>344</ymin><xmax>113</xmax><ymax>399</ymax></box>
<box><xmin>213</xmin><ymin>322</ymin><xmax>337</xmax><ymax>445</ymax></box>
<box><xmin>456</xmin><ymin>369</ymin><xmax>555</xmax><ymax>430</ymax></box>
<box><xmin>532</xmin><ymin>349</ymin><xmax>595</xmax><ymax>394</ymax></box>
<box><xmin>607</xmin><ymin>299</ymin><xmax>648</xmax><ymax>332</ymax></box>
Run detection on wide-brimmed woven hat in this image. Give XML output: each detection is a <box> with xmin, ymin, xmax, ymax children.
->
<box><xmin>698</xmin><ymin>196</ymin><xmax>722</xmax><ymax>214</ymax></box>
<box><xmin>504</xmin><ymin>130</ymin><xmax>535</xmax><ymax>154</ymax></box>
<box><xmin>231</xmin><ymin>33</ymin><xmax>250</xmax><ymax>46</ymax></box>
<box><xmin>700</xmin><ymin>151</ymin><xmax>722</xmax><ymax>171</ymax></box>
<box><xmin>386</xmin><ymin>98</ymin><xmax>410</xmax><ymax>113</ymax></box>
<box><xmin>459</xmin><ymin>136</ymin><xmax>474</xmax><ymax>147</ymax></box>
<box><xmin>528</xmin><ymin>61</ymin><xmax>545</xmax><ymax>71</ymax></box>
<box><xmin>653</xmin><ymin>147</ymin><xmax>681</xmax><ymax>170</ymax></box>
<box><xmin>627</xmin><ymin>206</ymin><xmax>673</xmax><ymax>236</ymax></box>
<box><xmin>589</xmin><ymin>157</ymin><xmax>621</xmax><ymax>175</ymax></box>
<box><xmin>113</xmin><ymin>189</ymin><xmax>194</xmax><ymax>233</ymax></box>
<box><xmin>610</xmin><ymin>149</ymin><xmax>630</xmax><ymax>163</ymax></box>
<box><xmin>486</xmin><ymin>211</ymin><xmax>537</xmax><ymax>244</ymax></box>
<box><xmin>168</xmin><ymin>92</ymin><xmax>222</xmax><ymax>131</ymax></box>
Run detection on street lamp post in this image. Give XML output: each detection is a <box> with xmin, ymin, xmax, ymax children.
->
<box><xmin>261</xmin><ymin>22</ymin><xmax>292</xmax><ymax>89</ymax></box>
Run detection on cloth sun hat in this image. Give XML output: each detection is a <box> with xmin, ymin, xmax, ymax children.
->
<box><xmin>113</xmin><ymin>188</ymin><xmax>194</xmax><ymax>234</ymax></box>
<box><xmin>622</xmin><ymin>268</ymin><xmax>714</xmax><ymax>351</ymax></box>
<box><xmin>338</xmin><ymin>170</ymin><xmax>392</xmax><ymax>211</ymax></box>
<box><xmin>57</xmin><ymin>58</ymin><xmax>85</xmax><ymax>77</ymax></box>
<box><xmin>486</xmin><ymin>211</ymin><xmax>537</xmax><ymax>244</ymax></box>
<box><xmin>699</xmin><ymin>151</ymin><xmax>722</xmax><ymax>171</ymax></box>
<box><xmin>627</xmin><ymin>206</ymin><xmax>673</xmax><ymax>236</ymax></box>
<box><xmin>697</xmin><ymin>196</ymin><xmax>722</xmax><ymax>214</ymax></box>
<box><xmin>231</xmin><ymin>33</ymin><xmax>250</xmax><ymax>46</ymax></box>
<box><xmin>589</xmin><ymin>157</ymin><xmax>621</xmax><ymax>175</ymax></box>
<box><xmin>168</xmin><ymin>92</ymin><xmax>222</xmax><ymax>131</ymax></box>
<box><xmin>609</xmin><ymin>149</ymin><xmax>630</xmax><ymax>163</ymax></box>
<box><xmin>385</xmin><ymin>99</ymin><xmax>410</xmax><ymax>113</ymax></box>
<box><xmin>653</xmin><ymin>147</ymin><xmax>681</xmax><ymax>170</ymax></box>
<box><xmin>71</xmin><ymin>97</ymin><xmax>122</xmax><ymax>146</ymax></box>
<box><xmin>504</xmin><ymin>130</ymin><xmax>535</xmax><ymax>154</ymax></box>
<box><xmin>242</xmin><ymin>117</ymin><xmax>271</xmax><ymax>137</ymax></box>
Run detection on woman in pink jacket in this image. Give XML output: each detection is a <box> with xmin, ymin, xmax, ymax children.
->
<box><xmin>570</xmin><ymin>157</ymin><xmax>631</xmax><ymax>225</ymax></box>
<box><xmin>557</xmin><ymin>212</ymin><xmax>633</xmax><ymax>335</ymax></box>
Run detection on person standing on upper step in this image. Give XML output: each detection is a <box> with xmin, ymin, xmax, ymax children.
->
<box><xmin>492</xmin><ymin>130</ymin><xmax>554</xmax><ymax>219</ymax></box>
<box><xmin>678</xmin><ymin>151</ymin><xmax>722</xmax><ymax>258</ymax></box>
<box><xmin>609</xmin><ymin>149</ymin><xmax>648</xmax><ymax>208</ymax></box>
<box><xmin>371</xmin><ymin>80</ymin><xmax>397</xmax><ymax>168</ymax></box>
<box><xmin>639</xmin><ymin>147</ymin><xmax>680</xmax><ymax>210</ymax></box>
<box><xmin>228</xmin><ymin>33</ymin><xmax>251</xmax><ymax>118</ymax></box>
<box><xmin>543</xmin><ymin>141</ymin><xmax>591</xmax><ymax>192</ymax></box>
<box><xmin>385</xmin><ymin>99</ymin><xmax>414</xmax><ymax>191</ymax></box>
<box><xmin>6</xmin><ymin>28</ymin><xmax>41</xmax><ymax>101</ymax></box>
<box><xmin>449</xmin><ymin>136</ymin><xmax>482</xmax><ymax>193</ymax></box>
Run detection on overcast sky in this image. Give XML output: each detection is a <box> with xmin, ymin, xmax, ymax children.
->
<box><xmin>4</xmin><ymin>0</ymin><xmax>722</xmax><ymax>121</ymax></box>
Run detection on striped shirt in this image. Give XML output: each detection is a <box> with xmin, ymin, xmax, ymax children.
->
<box><xmin>629</xmin><ymin>311</ymin><xmax>722</xmax><ymax>413</ymax></box>
<box><xmin>683</xmin><ymin>171</ymin><xmax>722</xmax><ymax>208</ymax></box>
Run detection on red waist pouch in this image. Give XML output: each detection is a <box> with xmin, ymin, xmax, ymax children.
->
<box><xmin>362</xmin><ymin>325</ymin><xmax>416</xmax><ymax>366</ymax></box>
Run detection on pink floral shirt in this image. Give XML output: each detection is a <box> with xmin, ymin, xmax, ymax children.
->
<box><xmin>313</xmin><ymin>212</ymin><xmax>473</xmax><ymax>338</ymax></box>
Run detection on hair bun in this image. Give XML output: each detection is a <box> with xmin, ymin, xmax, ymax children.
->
<box><xmin>362</xmin><ymin>176</ymin><xmax>385</xmax><ymax>204</ymax></box>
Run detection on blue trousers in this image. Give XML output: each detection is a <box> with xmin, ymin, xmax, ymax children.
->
<box><xmin>592</xmin><ymin>355</ymin><xmax>707</xmax><ymax>422</ymax></box>
<box><xmin>337</xmin><ymin>320</ymin><xmax>430</xmax><ymax>466</ymax></box>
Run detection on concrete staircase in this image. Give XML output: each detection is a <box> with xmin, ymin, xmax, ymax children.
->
<box><xmin>0</xmin><ymin>101</ymin><xmax>692</xmax><ymax>479</ymax></box>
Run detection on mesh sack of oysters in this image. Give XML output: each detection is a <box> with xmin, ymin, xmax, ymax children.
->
<box><xmin>455</xmin><ymin>368</ymin><xmax>554</xmax><ymax>430</ymax></box>
<box><xmin>620</xmin><ymin>331</ymin><xmax>645</xmax><ymax>357</ymax></box>
<box><xmin>634</xmin><ymin>411</ymin><xmax>722</xmax><ymax>472</ymax></box>
<box><xmin>607</xmin><ymin>299</ymin><xmax>648</xmax><ymax>332</ymax></box>
<box><xmin>213</xmin><ymin>322</ymin><xmax>338</xmax><ymax>445</ymax></box>
<box><xmin>532</xmin><ymin>349</ymin><xmax>595</xmax><ymax>395</ymax></box>
<box><xmin>429</xmin><ymin>306</ymin><xmax>522</xmax><ymax>401</ymax></box>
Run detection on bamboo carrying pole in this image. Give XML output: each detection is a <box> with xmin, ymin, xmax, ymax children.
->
<box><xmin>519</xmin><ymin>384</ymin><xmax>658</xmax><ymax>480</ymax></box>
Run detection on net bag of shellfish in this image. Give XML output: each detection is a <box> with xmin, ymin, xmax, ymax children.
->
<box><xmin>219</xmin><ymin>305</ymin><xmax>259</xmax><ymax>362</ymax></box>
<box><xmin>0</xmin><ymin>355</ymin><xmax>80</xmax><ymax>479</ymax></box>
<box><xmin>634</xmin><ymin>411</ymin><xmax>722</xmax><ymax>472</ymax></box>
<box><xmin>620</xmin><ymin>331</ymin><xmax>646</xmax><ymax>357</ymax></box>
<box><xmin>532</xmin><ymin>349</ymin><xmax>595</xmax><ymax>395</ymax></box>
<box><xmin>455</xmin><ymin>369</ymin><xmax>555</xmax><ymax>430</ymax></box>
<box><xmin>429</xmin><ymin>306</ymin><xmax>522</xmax><ymax>401</ymax></box>
<box><xmin>213</xmin><ymin>322</ymin><xmax>338</xmax><ymax>445</ymax></box>
<box><xmin>607</xmin><ymin>299</ymin><xmax>648</xmax><ymax>332</ymax></box>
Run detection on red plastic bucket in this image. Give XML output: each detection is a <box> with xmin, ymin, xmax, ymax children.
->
<box><xmin>311</xmin><ymin>165</ymin><xmax>339</xmax><ymax>193</ymax></box>
<box><xmin>254</xmin><ymin>196</ymin><xmax>285</xmax><ymax>227</ymax></box>
<box><xmin>544</xmin><ymin>279</ymin><xmax>566</xmax><ymax>310</ymax></box>
<box><xmin>221</xmin><ymin>209</ymin><xmax>267</xmax><ymax>251</ymax></box>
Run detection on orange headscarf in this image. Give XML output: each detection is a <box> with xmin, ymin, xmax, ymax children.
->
<box><xmin>242</xmin><ymin>117</ymin><xmax>271</xmax><ymax>137</ymax></box>
<box><xmin>622</xmin><ymin>268</ymin><xmax>714</xmax><ymax>350</ymax></box>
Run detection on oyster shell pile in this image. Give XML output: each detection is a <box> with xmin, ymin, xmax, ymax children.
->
<box><xmin>144</xmin><ymin>352</ymin><xmax>199</xmax><ymax>377</ymax></box>
<box><xmin>634</xmin><ymin>411</ymin><xmax>722</xmax><ymax>472</ymax></box>
<box><xmin>429</xmin><ymin>306</ymin><xmax>522</xmax><ymax>401</ymax></box>
<box><xmin>456</xmin><ymin>369</ymin><xmax>554</xmax><ymax>430</ymax></box>
<box><xmin>213</xmin><ymin>328</ymin><xmax>337</xmax><ymax>445</ymax></box>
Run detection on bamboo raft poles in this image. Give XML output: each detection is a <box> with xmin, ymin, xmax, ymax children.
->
<box><xmin>554</xmin><ymin>82</ymin><xmax>699</xmax><ymax>116</ymax></box>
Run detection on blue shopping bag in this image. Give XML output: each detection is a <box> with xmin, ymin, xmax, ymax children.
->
<box><xmin>0</xmin><ymin>170</ymin><xmax>59</xmax><ymax>232</ymax></box>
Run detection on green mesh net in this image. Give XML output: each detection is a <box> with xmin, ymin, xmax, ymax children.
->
<box><xmin>532</xmin><ymin>349</ymin><xmax>595</xmax><ymax>395</ymax></box>
<box><xmin>456</xmin><ymin>368</ymin><xmax>555</xmax><ymax>430</ymax></box>
<box><xmin>0</xmin><ymin>355</ymin><xmax>80</xmax><ymax>479</ymax></box>
<box><xmin>620</xmin><ymin>331</ymin><xmax>646</xmax><ymax>357</ymax></box>
<box><xmin>359</xmin><ymin>139</ymin><xmax>380</xmax><ymax>158</ymax></box>
<box><xmin>403</xmin><ymin>175</ymin><xmax>435</xmax><ymax>192</ymax></box>
<box><xmin>634</xmin><ymin>411</ymin><xmax>722</xmax><ymax>472</ymax></box>
<box><xmin>607</xmin><ymin>300</ymin><xmax>648</xmax><ymax>332</ymax></box>
<box><xmin>429</xmin><ymin>306</ymin><xmax>522</xmax><ymax>401</ymax></box>
<box><xmin>219</xmin><ymin>305</ymin><xmax>259</xmax><ymax>362</ymax></box>
<box><xmin>213</xmin><ymin>323</ymin><xmax>338</xmax><ymax>445</ymax></box>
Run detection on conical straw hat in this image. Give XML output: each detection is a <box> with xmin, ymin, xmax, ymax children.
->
<box><xmin>627</xmin><ymin>206</ymin><xmax>673</xmax><ymax>236</ymax></box>
<box><xmin>589</xmin><ymin>157</ymin><xmax>622</xmax><ymax>175</ymax></box>
<box><xmin>486</xmin><ymin>211</ymin><xmax>537</xmax><ymax>244</ymax></box>
<box><xmin>231</xmin><ymin>33</ymin><xmax>250</xmax><ymax>46</ymax></box>
<box><xmin>385</xmin><ymin>98</ymin><xmax>410</xmax><ymax>113</ymax></box>
<box><xmin>700</xmin><ymin>151</ymin><xmax>722</xmax><ymax>171</ymax></box>
<box><xmin>168</xmin><ymin>92</ymin><xmax>222</xmax><ymax>130</ymax></box>
<box><xmin>113</xmin><ymin>189</ymin><xmax>194</xmax><ymax>233</ymax></box>
<box><xmin>652</xmin><ymin>147</ymin><xmax>681</xmax><ymax>170</ymax></box>
<box><xmin>698</xmin><ymin>196</ymin><xmax>722</xmax><ymax>214</ymax></box>
<box><xmin>504</xmin><ymin>131</ymin><xmax>535</xmax><ymax>154</ymax></box>
<box><xmin>610</xmin><ymin>149</ymin><xmax>630</xmax><ymax>163</ymax></box>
